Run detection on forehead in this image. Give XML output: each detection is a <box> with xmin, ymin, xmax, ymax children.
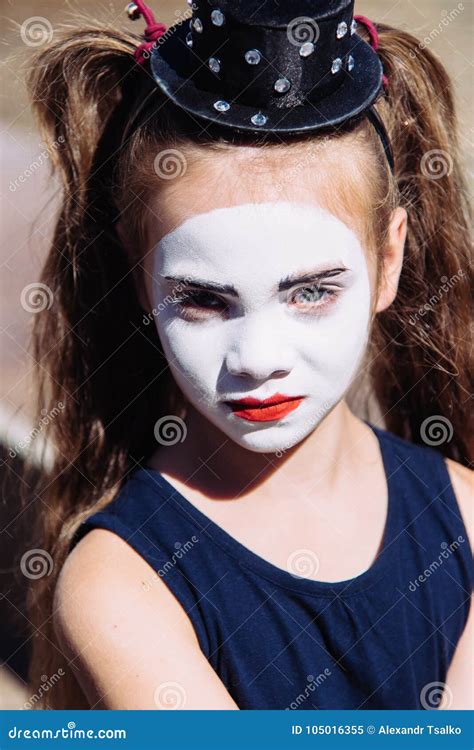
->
<box><xmin>154</xmin><ymin>202</ymin><xmax>366</xmax><ymax>279</ymax></box>
<box><xmin>146</xmin><ymin>138</ymin><xmax>368</xmax><ymax>245</ymax></box>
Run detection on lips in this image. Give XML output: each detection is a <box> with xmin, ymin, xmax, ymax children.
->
<box><xmin>225</xmin><ymin>393</ymin><xmax>305</xmax><ymax>422</ymax></box>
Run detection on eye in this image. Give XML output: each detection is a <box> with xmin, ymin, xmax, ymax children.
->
<box><xmin>172</xmin><ymin>289</ymin><xmax>228</xmax><ymax>319</ymax></box>
<box><xmin>288</xmin><ymin>283</ymin><xmax>339</xmax><ymax>311</ymax></box>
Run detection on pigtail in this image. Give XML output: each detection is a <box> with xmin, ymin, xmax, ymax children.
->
<box><xmin>363</xmin><ymin>23</ymin><xmax>473</xmax><ymax>464</ymax></box>
<box><xmin>27</xmin><ymin>21</ymin><xmax>139</xmax><ymax>208</ymax></box>
<box><xmin>23</xmin><ymin>19</ymin><xmax>179</xmax><ymax>708</ymax></box>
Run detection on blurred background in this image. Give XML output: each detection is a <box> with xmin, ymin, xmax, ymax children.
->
<box><xmin>0</xmin><ymin>0</ymin><xmax>472</xmax><ymax>709</ymax></box>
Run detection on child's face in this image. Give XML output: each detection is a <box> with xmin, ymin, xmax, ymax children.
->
<box><xmin>145</xmin><ymin>198</ymin><xmax>374</xmax><ymax>454</ymax></box>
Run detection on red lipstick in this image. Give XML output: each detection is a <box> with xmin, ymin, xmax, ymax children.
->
<box><xmin>225</xmin><ymin>393</ymin><xmax>305</xmax><ymax>422</ymax></box>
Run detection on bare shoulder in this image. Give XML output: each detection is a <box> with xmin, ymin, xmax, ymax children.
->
<box><xmin>445</xmin><ymin>458</ymin><xmax>474</xmax><ymax>550</ymax></box>
<box><xmin>54</xmin><ymin>528</ymin><xmax>237</xmax><ymax>709</ymax></box>
<box><xmin>55</xmin><ymin>527</ymin><xmax>200</xmax><ymax>647</ymax></box>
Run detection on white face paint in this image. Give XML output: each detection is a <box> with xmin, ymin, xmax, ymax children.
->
<box><xmin>150</xmin><ymin>202</ymin><xmax>372</xmax><ymax>453</ymax></box>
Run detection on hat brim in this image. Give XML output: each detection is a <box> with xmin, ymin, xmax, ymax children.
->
<box><xmin>149</xmin><ymin>21</ymin><xmax>383</xmax><ymax>134</ymax></box>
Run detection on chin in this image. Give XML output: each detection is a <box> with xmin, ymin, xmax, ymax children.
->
<box><xmin>223</xmin><ymin>421</ymin><xmax>314</xmax><ymax>455</ymax></box>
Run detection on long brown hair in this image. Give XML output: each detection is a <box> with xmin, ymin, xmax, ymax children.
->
<box><xmin>20</xmin><ymin>15</ymin><xmax>472</xmax><ymax>708</ymax></box>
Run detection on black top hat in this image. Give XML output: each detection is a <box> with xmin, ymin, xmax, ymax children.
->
<box><xmin>128</xmin><ymin>1</ymin><xmax>394</xmax><ymax>169</ymax></box>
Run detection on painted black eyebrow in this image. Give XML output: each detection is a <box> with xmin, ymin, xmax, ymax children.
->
<box><xmin>163</xmin><ymin>276</ymin><xmax>238</xmax><ymax>296</ymax></box>
<box><xmin>162</xmin><ymin>268</ymin><xmax>349</xmax><ymax>297</ymax></box>
<box><xmin>278</xmin><ymin>268</ymin><xmax>349</xmax><ymax>291</ymax></box>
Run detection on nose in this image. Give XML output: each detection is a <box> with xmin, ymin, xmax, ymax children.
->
<box><xmin>225</xmin><ymin>313</ymin><xmax>295</xmax><ymax>380</ymax></box>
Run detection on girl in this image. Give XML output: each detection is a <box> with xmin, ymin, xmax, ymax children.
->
<box><xmin>22</xmin><ymin>0</ymin><xmax>472</xmax><ymax>710</ymax></box>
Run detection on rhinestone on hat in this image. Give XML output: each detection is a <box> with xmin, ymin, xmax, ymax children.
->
<box><xmin>299</xmin><ymin>41</ymin><xmax>315</xmax><ymax>57</ymax></box>
<box><xmin>213</xmin><ymin>100</ymin><xmax>230</xmax><ymax>112</ymax></box>
<box><xmin>331</xmin><ymin>57</ymin><xmax>342</xmax><ymax>74</ymax></box>
<box><xmin>185</xmin><ymin>32</ymin><xmax>193</xmax><ymax>48</ymax></box>
<box><xmin>245</xmin><ymin>49</ymin><xmax>262</xmax><ymax>65</ymax></box>
<box><xmin>347</xmin><ymin>54</ymin><xmax>355</xmax><ymax>71</ymax></box>
<box><xmin>193</xmin><ymin>17</ymin><xmax>203</xmax><ymax>33</ymax></box>
<box><xmin>274</xmin><ymin>77</ymin><xmax>291</xmax><ymax>94</ymax></box>
<box><xmin>211</xmin><ymin>9</ymin><xmax>225</xmax><ymax>26</ymax></box>
<box><xmin>336</xmin><ymin>21</ymin><xmax>348</xmax><ymax>38</ymax></box>
<box><xmin>351</xmin><ymin>19</ymin><xmax>357</xmax><ymax>34</ymax></box>
<box><xmin>208</xmin><ymin>57</ymin><xmax>221</xmax><ymax>73</ymax></box>
<box><xmin>251</xmin><ymin>112</ymin><xmax>267</xmax><ymax>126</ymax></box>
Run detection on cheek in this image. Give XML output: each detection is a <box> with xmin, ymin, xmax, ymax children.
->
<box><xmin>155</xmin><ymin>315</ymin><xmax>222</xmax><ymax>394</ymax></box>
<box><xmin>294</xmin><ymin>274</ymin><xmax>372</xmax><ymax>375</ymax></box>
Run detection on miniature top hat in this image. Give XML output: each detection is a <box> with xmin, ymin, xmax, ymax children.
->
<box><xmin>127</xmin><ymin>0</ymin><xmax>394</xmax><ymax>169</ymax></box>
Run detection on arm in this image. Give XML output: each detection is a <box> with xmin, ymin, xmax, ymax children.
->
<box><xmin>53</xmin><ymin>528</ymin><xmax>239</xmax><ymax>709</ymax></box>
<box><xmin>442</xmin><ymin>460</ymin><xmax>474</xmax><ymax>709</ymax></box>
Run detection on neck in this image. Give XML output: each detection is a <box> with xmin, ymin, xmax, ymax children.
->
<box><xmin>148</xmin><ymin>399</ymin><xmax>367</xmax><ymax>500</ymax></box>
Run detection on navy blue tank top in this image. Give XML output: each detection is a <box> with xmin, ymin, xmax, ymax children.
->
<box><xmin>70</xmin><ymin>422</ymin><xmax>473</xmax><ymax>709</ymax></box>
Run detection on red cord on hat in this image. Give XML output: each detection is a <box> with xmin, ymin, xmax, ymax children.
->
<box><xmin>128</xmin><ymin>1</ymin><xmax>167</xmax><ymax>65</ymax></box>
<box><xmin>354</xmin><ymin>15</ymin><xmax>389</xmax><ymax>89</ymax></box>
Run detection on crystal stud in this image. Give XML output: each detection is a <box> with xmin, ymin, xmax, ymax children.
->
<box><xmin>245</xmin><ymin>49</ymin><xmax>262</xmax><ymax>65</ymax></box>
<box><xmin>208</xmin><ymin>57</ymin><xmax>221</xmax><ymax>74</ymax></box>
<box><xmin>211</xmin><ymin>9</ymin><xmax>225</xmax><ymax>26</ymax></box>
<box><xmin>347</xmin><ymin>54</ymin><xmax>355</xmax><ymax>71</ymax></box>
<box><xmin>299</xmin><ymin>41</ymin><xmax>315</xmax><ymax>57</ymax></box>
<box><xmin>193</xmin><ymin>18</ymin><xmax>203</xmax><ymax>33</ymax></box>
<box><xmin>337</xmin><ymin>21</ymin><xmax>348</xmax><ymax>38</ymax></box>
<box><xmin>351</xmin><ymin>19</ymin><xmax>357</xmax><ymax>35</ymax></box>
<box><xmin>251</xmin><ymin>112</ymin><xmax>267</xmax><ymax>126</ymax></box>
<box><xmin>331</xmin><ymin>58</ymin><xmax>342</xmax><ymax>74</ymax></box>
<box><xmin>213</xmin><ymin>100</ymin><xmax>230</xmax><ymax>112</ymax></box>
<box><xmin>274</xmin><ymin>77</ymin><xmax>291</xmax><ymax>94</ymax></box>
<box><xmin>186</xmin><ymin>32</ymin><xmax>193</xmax><ymax>48</ymax></box>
